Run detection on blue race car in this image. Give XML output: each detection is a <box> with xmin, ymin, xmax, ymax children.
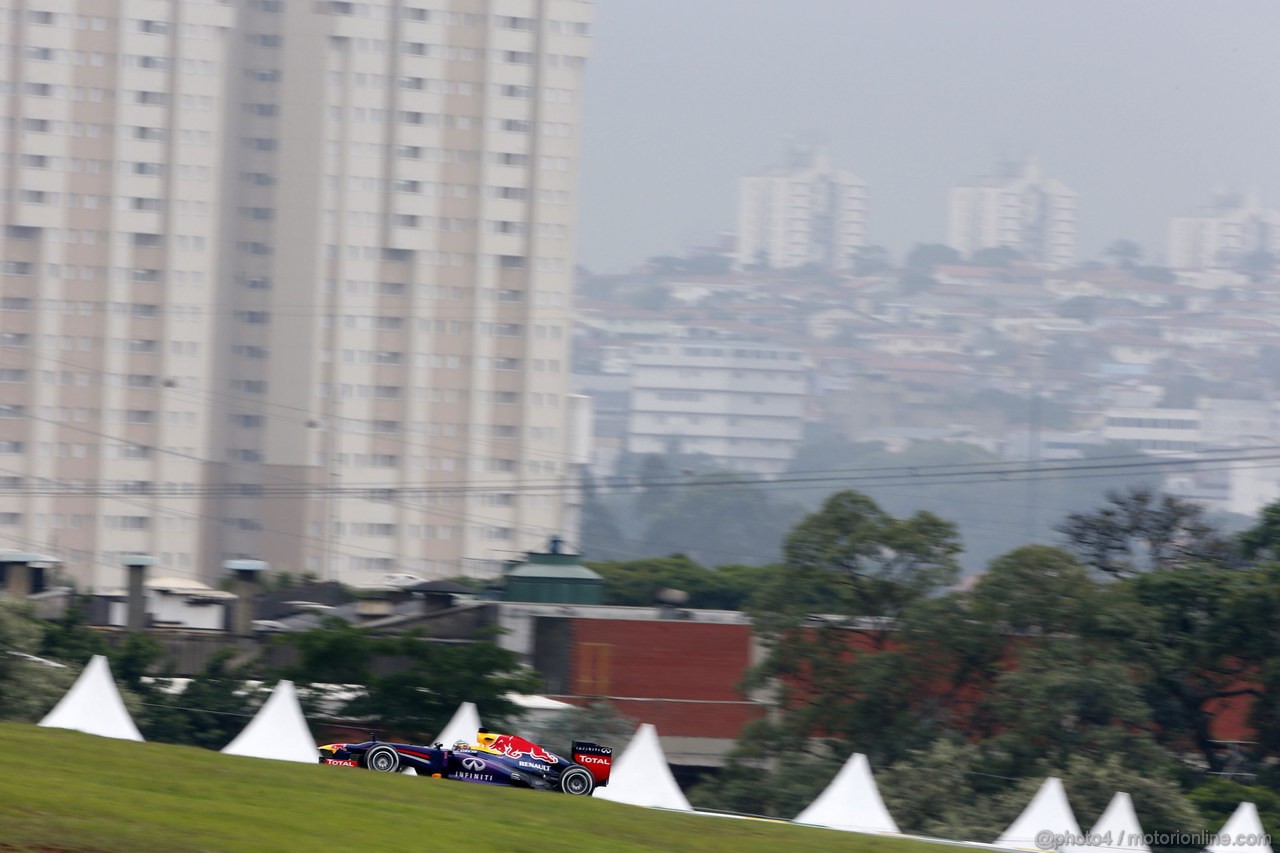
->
<box><xmin>319</xmin><ymin>729</ymin><xmax>613</xmax><ymax>796</ymax></box>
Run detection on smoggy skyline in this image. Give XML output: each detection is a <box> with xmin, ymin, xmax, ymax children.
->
<box><xmin>577</xmin><ymin>0</ymin><xmax>1280</xmax><ymax>271</ymax></box>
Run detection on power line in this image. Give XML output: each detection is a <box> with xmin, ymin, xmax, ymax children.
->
<box><xmin>1</xmin><ymin>446</ymin><xmax>1274</xmax><ymax>498</ymax></box>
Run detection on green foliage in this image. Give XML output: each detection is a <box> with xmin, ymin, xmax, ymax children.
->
<box><xmin>280</xmin><ymin>616</ymin><xmax>378</xmax><ymax>684</ymax></box>
<box><xmin>853</xmin><ymin>245</ymin><xmax>892</xmax><ymax>276</ymax></box>
<box><xmin>351</xmin><ymin>633</ymin><xmax>539</xmax><ymax>743</ymax></box>
<box><xmin>1058</xmin><ymin>486</ymin><xmax>1236</xmax><ymax>577</ymax></box>
<box><xmin>39</xmin><ymin>598</ymin><xmax>107</xmax><ymax>663</ymax></box>
<box><xmin>1240</xmin><ymin>500</ymin><xmax>1280</xmax><ymax>561</ymax></box>
<box><xmin>899</xmin><ymin>270</ymin><xmax>936</xmax><ymax>294</ymax></box>
<box><xmin>879</xmin><ymin>741</ymin><xmax>1200</xmax><ymax>844</ymax></box>
<box><xmin>688</xmin><ymin>718</ymin><xmax>843</xmax><ymax>819</ymax></box>
<box><xmin>1104</xmin><ymin>239</ymin><xmax>1144</xmax><ymax>268</ymax></box>
<box><xmin>725</xmin><ymin>492</ymin><xmax>964</xmax><ymax>782</ymax></box>
<box><xmin>523</xmin><ymin>700</ymin><xmax>637</xmax><ymax>760</ymax></box>
<box><xmin>774</xmin><ymin>490</ymin><xmax>961</xmax><ymax>631</ymax></box>
<box><xmin>1187</xmin><ymin>779</ymin><xmax>1280</xmax><ymax>841</ymax></box>
<box><xmin>584</xmin><ymin>455</ymin><xmax>806</xmax><ymax>566</ymax></box>
<box><xmin>785</xmin><ymin>438</ymin><xmax>1162</xmax><ymax>573</ymax></box>
<box><xmin>879</xmin><ymin>739</ymin><xmax>1011</xmax><ymax>841</ymax></box>
<box><xmin>110</xmin><ymin>631</ymin><xmax>165</xmax><ymax>688</ymax></box>
<box><xmin>138</xmin><ymin>649</ymin><xmax>258</xmax><ymax>750</ymax></box>
<box><xmin>0</xmin><ymin>600</ymin><xmax>75</xmax><ymax>722</ymax></box>
<box><xmin>1112</xmin><ymin>566</ymin><xmax>1264</xmax><ymax>771</ymax></box>
<box><xmin>905</xmin><ymin>243</ymin><xmax>961</xmax><ymax>270</ymax></box>
<box><xmin>971</xmin><ymin>245</ymin><xmax>1024</xmax><ymax>266</ymax></box>
<box><xmin>278</xmin><ymin>620</ymin><xmax>538</xmax><ymax>743</ymax></box>
<box><xmin>642</xmin><ymin>472</ymin><xmax>804</xmax><ymax>566</ymax></box>
<box><xmin>587</xmin><ymin>555</ymin><xmax>776</xmax><ymax>610</ymax></box>
<box><xmin>1059</xmin><ymin>754</ymin><xmax>1202</xmax><ymax>842</ymax></box>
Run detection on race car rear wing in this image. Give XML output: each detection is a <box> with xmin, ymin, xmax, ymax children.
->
<box><xmin>571</xmin><ymin>741</ymin><xmax>613</xmax><ymax>787</ymax></box>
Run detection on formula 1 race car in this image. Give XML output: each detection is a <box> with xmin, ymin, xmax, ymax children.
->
<box><xmin>318</xmin><ymin>729</ymin><xmax>613</xmax><ymax>796</ymax></box>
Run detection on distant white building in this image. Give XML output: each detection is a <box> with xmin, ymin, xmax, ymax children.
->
<box><xmin>102</xmin><ymin>577</ymin><xmax>236</xmax><ymax>631</ymax></box>
<box><xmin>736</xmin><ymin>145</ymin><xmax>867</xmax><ymax>270</ymax></box>
<box><xmin>627</xmin><ymin>340</ymin><xmax>808</xmax><ymax>475</ymax></box>
<box><xmin>1102</xmin><ymin>399</ymin><xmax>1280</xmax><ymax>515</ymax></box>
<box><xmin>947</xmin><ymin>157</ymin><xmax>1077</xmax><ymax>266</ymax></box>
<box><xmin>1168</xmin><ymin>187</ymin><xmax>1280</xmax><ymax>269</ymax></box>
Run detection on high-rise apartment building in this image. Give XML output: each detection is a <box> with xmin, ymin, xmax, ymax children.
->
<box><xmin>627</xmin><ymin>339</ymin><xmax>808</xmax><ymax>475</ymax></box>
<box><xmin>947</xmin><ymin>156</ymin><xmax>1077</xmax><ymax>267</ymax></box>
<box><xmin>0</xmin><ymin>1</ymin><xmax>237</xmax><ymax>589</ymax></box>
<box><xmin>1168</xmin><ymin>187</ymin><xmax>1280</xmax><ymax>270</ymax></box>
<box><xmin>735</xmin><ymin>144</ymin><xmax>867</xmax><ymax>271</ymax></box>
<box><xmin>0</xmin><ymin>1</ymin><xmax>593</xmax><ymax>589</ymax></box>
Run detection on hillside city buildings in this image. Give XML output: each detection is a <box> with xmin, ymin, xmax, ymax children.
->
<box><xmin>0</xmin><ymin>1</ymin><xmax>593</xmax><ymax>589</ymax></box>
<box><xmin>946</xmin><ymin>156</ymin><xmax>1077</xmax><ymax>267</ymax></box>
<box><xmin>1167</xmin><ymin>187</ymin><xmax>1280</xmax><ymax>270</ymax></box>
<box><xmin>735</xmin><ymin>144</ymin><xmax>867</xmax><ymax>271</ymax></box>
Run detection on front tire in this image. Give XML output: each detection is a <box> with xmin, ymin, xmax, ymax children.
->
<box><xmin>364</xmin><ymin>745</ymin><xmax>401</xmax><ymax>773</ymax></box>
<box><xmin>560</xmin><ymin>766</ymin><xmax>595</xmax><ymax>796</ymax></box>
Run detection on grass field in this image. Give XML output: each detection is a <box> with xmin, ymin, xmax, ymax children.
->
<box><xmin>0</xmin><ymin>723</ymin><xmax>942</xmax><ymax>853</ymax></box>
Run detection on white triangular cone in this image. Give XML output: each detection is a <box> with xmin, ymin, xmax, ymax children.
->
<box><xmin>1067</xmin><ymin>793</ymin><xmax>1148</xmax><ymax>853</ymax></box>
<box><xmin>1210</xmin><ymin>803</ymin><xmax>1273</xmax><ymax>853</ymax></box>
<box><xmin>997</xmin><ymin>777</ymin><xmax>1081</xmax><ymax>851</ymax></box>
<box><xmin>221</xmin><ymin>680</ymin><xmax>316</xmax><ymax>763</ymax></box>
<box><xmin>595</xmin><ymin>724</ymin><xmax>691</xmax><ymax>811</ymax></box>
<box><xmin>794</xmin><ymin>753</ymin><xmax>899</xmax><ymax>833</ymax></box>
<box><xmin>402</xmin><ymin>767</ymin><xmax>418</xmax><ymax>776</ymax></box>
<box><xmin>39</xmin><ymin>655</ymin><xmax>143</xmax><ymax>742</ymax></box>
<box><xmin>435</xmin><ymin>701</ymin><xmax>481</xmax><ymax>746</ymax></box>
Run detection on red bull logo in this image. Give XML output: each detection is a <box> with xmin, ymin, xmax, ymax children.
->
<box><xmin>487</xmin><ymin>734</ymin><xmax>560</xmax><ymax>764</ymax></box>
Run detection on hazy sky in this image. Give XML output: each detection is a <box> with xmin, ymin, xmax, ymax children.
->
<box><xmin>577</xmin><ymin>0</ymin><xmax>1280</xmax><ymax>271</ymax></box>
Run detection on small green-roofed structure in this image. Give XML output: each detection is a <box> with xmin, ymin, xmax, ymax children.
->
<box><xmin>502</xmin><ymin>542</ymin><xmax>603</xmax><ymax>604</ymax></box>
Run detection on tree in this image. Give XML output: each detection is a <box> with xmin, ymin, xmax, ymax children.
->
<box><xmin>349</xmin><ymin>633</ymin><xmax>538</xmax><ymax>742</ymax></box>
<box><xmin>138</xmin><ymin>649</ymin><xmax>258</xmax><ymax>750</ymax></box>
<box><xmin>1239</xmin><ymin>249</ymin><xmax>1276</xmax><ymax>278</ymax></box>
<box><xmin>688</xmin><ymin>718</ymin><xmax>844</xmax><ymax>818</ymax></box>
<box><xmin>523</xmin><ymin>700</ymin><xmax>636</xmax><ymax>760</ymax></box>
<box><xmin>634</xmin><ymin>454</ymin><xmax>675</xmax><ymax>521</ymax></box>
<box><xmin>1055</xmin><ymin>295</ymin><xmax>1101</xmax><ymax>324</ymax></box>
<box><xmin>879</xmin><ymin>739</ymin><xmax>1010</xmax><ymax>841</ymax></box>
<box><xmin>1058</xmin><ymin>754</ymin><xmax>1202</xmax><ymax>845</ymax></box>
<box><xmin>0</xmin><ymin>600</ymin><xmax>75</xmax><ymax>723</ymax></box>
<box><xmin>731</xmin><ymin>493</ymin><xmax>963</xmax><ymax>777</ymax></box>
<box><xmin>852</xmin><ymin>244</ymin><xmax>891</xmax><ymax>276</ymax></box>
<box><xmin>905</xmin><ymin>243</ymin><xmax>960</xmax><ymax>270</ymax></box>
<box><xmin>626</xmin><ymin>285</ymin><xmax>669</xmax><ymax>312</ymax></box>
<box><xmin>640</xmin><ymin>473</ymin><xmax>804</xmax><ymax>566</ymax></box>
<box><xmin>280</xmin><ymin>619</ymin><xmax>538</xmax><ymax>743</ymax></box>
<box><xmin>899</xmin><ymin>270</ymin><xmax>936</xmax><ymax>294</ymax></box>
<box><xmin>1188</xmin><ymin>780</ymin><xmax>1280</xmax><ymax>842</ymax></box>
<box><xmin>945</xmin><ymin>547</ymin><xmax>1169</xmax><ymax>776</ymax></box>
<box><xmin>1057</xmin><ymin>487</ymin><xmax>1236</xmax><ymax>578</ymax></box>
<box><xmin>971</xmin><ymin>245</ymin><xmax>1024</xmax><ymax>267</ymax></box>
<box><xmin>39</xmin><ymin>598</ymin><xmax>107</xmax><ymax>663</ymax></box>
<box><xmin>587</xmin><ymin>555</ymin><xmax>775</xmax><ymax>610</ymax></box>
<box><xmin>1111</xmin><ymin>567</ymin><xmax>1263</xmax><ymax>772</ymax></box>
<box><xmin>1133</xmin><ymin>265</ymin><xmax>1176</xmax><ymax>284</ymax></box>
<box><xmin>579</xmin><ymin>472</ymin><xmax>626</xmax><ymax>559</ymax></box>
<box><xmin>1240</xmin><ymin>499</ymin><xmax>1280</xmax><ymax>561</ymax></box>
<box><xmin>1104</xmin><ymin>239</ymin><xmax>1144</xmax><ymax>269</ymax></box>
<box><xmin>772</xmin><ymin>491</ymin><xmax>962</xmax><ymax>645</ymax></box>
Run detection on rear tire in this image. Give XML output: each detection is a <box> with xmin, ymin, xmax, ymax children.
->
<box><xmin>364</xmin><ymin>745</ymin><xmax>401</xmax><ymax>773</ymax></box>
<box><xmin>560</xmin><ymin>766</ymin><xmax>595</xmax><ymax>796</ymax></box>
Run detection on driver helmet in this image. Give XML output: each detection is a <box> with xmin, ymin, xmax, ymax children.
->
<box><xmin>452</xmin><ymin>739</ymin><xmax>470</xmax><ymax>751</ymax></box>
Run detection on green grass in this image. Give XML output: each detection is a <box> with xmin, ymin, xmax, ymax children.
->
<box><xmin>0</xmin><ymin>723</ymin><xmax>942</xmax><ymax>853</ymax></box>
